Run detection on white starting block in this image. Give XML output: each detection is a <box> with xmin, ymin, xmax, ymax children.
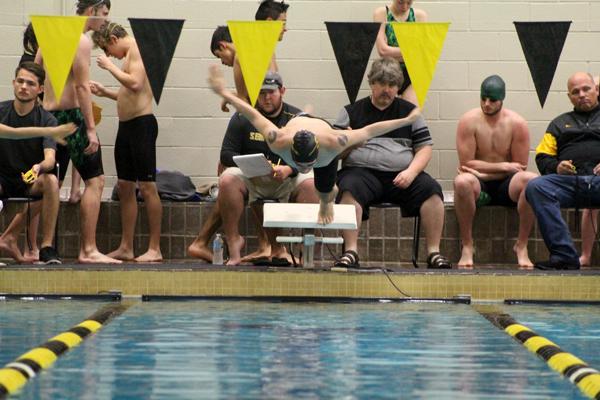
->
<box><xmin>263</xmin><ymin>203</ymin><xmax>357</xmax><ymax>268</ymax></box>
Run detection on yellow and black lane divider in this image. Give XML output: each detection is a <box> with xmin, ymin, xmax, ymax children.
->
<box><xmin>478</xmin><ymin>306</ymin><xmax>600</xmax><ymax>400</ymax></box>
<box><xmin>0</xmin><ymin>303</ymin><xmax>129</xmax><ymax>399</ymax></box>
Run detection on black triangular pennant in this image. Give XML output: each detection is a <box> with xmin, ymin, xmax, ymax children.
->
<box><xmin>325</xmin><ymin>22</ymin><xmax>380</xmax><ymax>104</ymax></box>
<box><xmin>129</xmin><ymin>18</ymin><xmax>184</xmax><ymax>104</ymax></box>
<box><xmin>514</xmin><ymin>21</ymin><xmax>571</xmax><ymax>108</ymax></box>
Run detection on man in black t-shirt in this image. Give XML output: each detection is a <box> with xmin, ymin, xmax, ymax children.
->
<box><xmin>0</xmin><ymin>62</ymin><xmax>61</xmax><ymax>264</ymax></box>
<box><xmin>334</xmin><ymin>58</ymin><xmax>450</xmax><ymax>269</ymax></box>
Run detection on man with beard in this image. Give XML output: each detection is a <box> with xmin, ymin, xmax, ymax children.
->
<box><xmin>526</xmin><ymin>72</ymin><xmax>600</xmax><ymax>270</ymax></box>
<box><xmin>202</xmin><ymin>72</ymin><xmax>317</xmax><ymax>266</ymax></box>
<box><xmin>334</xmin><ymin>58</ymin><xmax>450</xmax><ymax>269</ymax></box>
<box><xmin>454</xmin><ymin>75</ymin><xmax>537</xmax><ymax>269</ymax></box>
<box><xmin>0</xmin><ymin>62</ymin><xmax>75</xmax><ymax>264</ymax></box>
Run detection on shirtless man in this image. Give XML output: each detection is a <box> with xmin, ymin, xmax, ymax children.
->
<box><xmin>35</xmin><ymin>0</ymin><xmax>120</xmax><ymax>264</ymax></box>
<box><xmin>208</xmin><ymin>64</ymin><xmax>420</xmax><ymax>224</ymax></box>
<box><xmin>90</xmin><ymin>22</ymin><xmax>162</xmax><ymax>263</ymax></box>
<box><xmin>453</xmin><ymin>75</ymin><xmax>537</xmax><ymax>269</ymax></box>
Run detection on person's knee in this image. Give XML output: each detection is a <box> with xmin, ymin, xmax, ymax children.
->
<box><xmin>138</xmin><ymin>182</ymin><xmax>159</xmax><ymax>199</ymax></box>
<box><xmin>40</xmin><ymin>173</ymin><xmax>59</xmax><ymax>193</ymax></box>
<box><xmin>291</xmin><ymin>179</ymin><xmax>316</xmax><ymax>203</ymax></box>
<box><xmin>453</xmin><ymin>173</ymin><xmax>475</xmax><ymax>192</ymax></box>
<box><xmin>218</xmin><ymin>173</ymin><xmax>244</xmax><ymax>193</ymax></box>
<box><xmin>87</xmin><ymin>175</ymin><xmax>105</xmax><ymax>190</ymax></box>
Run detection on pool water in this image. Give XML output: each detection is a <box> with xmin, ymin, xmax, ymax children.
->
<box><xmin>1</xmin><ymin>301</ymin><xmax>597</xmax><ymax>399</ymax></box>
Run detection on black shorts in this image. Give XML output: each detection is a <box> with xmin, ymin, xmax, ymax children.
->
<box><xmin>314</xmin><ymin>158</ymin><xmax>338</xmax><ymax>193</ymax></box>
<box><xmin>399</xmin><ymin>62</ymin><xmax>412</xmax><ymax>94</ymax></box>
<box><xmin>336</xmin><ymin>167</ymin><xmax>443</xmax><ymax>219</ymax></box>
<box><xmin>115</xmin><ymin>114</ymin><xmax>158</xmax><ymax>182</ymax></box>
<box><xmin>52</xmin><ymin>108</ymin><xmax>103</xmax><ymax>181</ymax></box>
<box><xmin>0</xmin><ymin>174</ymin><xmax>29</xmax><ymax>197</ymax></box>
<box><xmin>477</xmin><ymin>174</ymin><xmax>516</xmax><ymax>207</ymax></box>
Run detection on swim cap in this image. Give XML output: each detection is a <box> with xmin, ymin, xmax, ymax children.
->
<box><xmin>480</xmin><ymin>75</ymin><xmax>506</xmax><ymax>101</ymax></box>
<box><xmin>291</xmin><ymin>130</ymin><xmax>319</xmax><ymax>163</ymax></box>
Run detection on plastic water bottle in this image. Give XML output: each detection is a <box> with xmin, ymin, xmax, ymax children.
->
<box><xmin>212</xmin><ymin>233</ymin><xmax>224</xmax><ymax>265</ymax></box>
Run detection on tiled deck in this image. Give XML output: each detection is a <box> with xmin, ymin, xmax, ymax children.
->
<box><xmin>1</xmin><ymin>200</ymin><xmax>596</xmax><ymax>265</ymax></box>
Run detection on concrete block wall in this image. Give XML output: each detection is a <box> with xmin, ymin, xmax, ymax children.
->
<box><xmin>1</xmin><ymin>1</ymin><xmax>600</xmax><ymax>193</ymax></box>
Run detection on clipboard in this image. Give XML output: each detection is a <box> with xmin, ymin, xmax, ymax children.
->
<box><xmin>232</xmin><ymin>153</ymin><xmax>274</xmax><ymax>178</ymax></box>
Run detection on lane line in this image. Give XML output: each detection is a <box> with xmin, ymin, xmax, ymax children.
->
<box><xmin>0</xmin><ymin>303</ymin><xmax>130</xmax><ymax>399</ymax></box>
<box><xmin>476</xmin><ymin>306</ymin><xmax>600</xmax><ymax>400</ymax></box>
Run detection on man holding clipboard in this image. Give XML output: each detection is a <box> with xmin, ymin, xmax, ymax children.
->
<box><xmin>190</xmin><ymin>72</ymin><xmax>317</xmax><ymax>265</ymax></box>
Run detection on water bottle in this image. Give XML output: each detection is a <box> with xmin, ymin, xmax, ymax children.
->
<box><xmin>212</xmin><ymin>233</ymin><xmax>224</xmax><ymax>265</ymax></box>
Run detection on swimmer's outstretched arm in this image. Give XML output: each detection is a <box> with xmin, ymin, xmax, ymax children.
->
<box><xmin>208</xmin><ymin>65</ymin><xmax>280</xmax><ymax>145</ymax></box>
<box><xmin>341</xmin><ymin>107</ymin><xmax>421</xmax><ymax>149</ymax></box>
<box><xmin>0</xmin><ymin>122</ymin><xmax>77</xmax><ymax>144</ymax></box>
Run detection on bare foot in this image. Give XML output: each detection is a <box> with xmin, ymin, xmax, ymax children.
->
<box><xmin>514</xmin><ymin>242</ymin><xmax>533</xmax><ymax>269</ymax></box>
<box><xmin>240</xmin><ymin>246</ymin><xmax>271</xmax><ymax>262</ymax></box>
<box><xmin>23</xmin><ymin>248</ymin><xmax>39</xmax><ymax>263</ymax></box>
<box><xmin>187</xmin><ymin>239</ymin><xmax>212</xmax><ymax>262</ymax></box>
<box><xmin>458</xmin><ymin>245</ymin><xmax>474</xmax><ymax>269</ymax></box>
<box><xmin>68</xmin><ymin>191</ymin><xmax>82</xmax><ymax>204</ymax></box>
<box><xmin>580</xmin><ymin>255</ymin><xmax>591</xmax><ymax>267</ymax></box>
<box><xmin>108</xmin><ymin>247</ymin><xmax>135</xmax><ymax>261</ymax></box>
<box><xmin>79</xmin><ymin>250</ymin><xmax>122</xmax><ymax>264</ymax></box>
<box><xmin>0</xmin><ymin>236</ymin><xmax>25</xmax><ymax>263</ymax></box>
<box><xmin>135</xmin><ymin>249</ymin><xmax>163</xmax><ymax>263</ymax></box>
<box><xmin>225</xmin><ymin>234</ymin><xmax>245</xmax><ymax>266</ymax></box>
<box><xmin>318</xmin><ymin>201</ymin><xmax>334</xmax><ymax>225</ymax></box>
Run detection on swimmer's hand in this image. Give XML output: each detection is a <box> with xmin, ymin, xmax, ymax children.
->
<box><xmin>52</xmin><ymin>123</ymin><xmax>77</xmax><ymax>145</ymax></box>
<box><xmin>406</xmin><ymin>107</ymin><xmax>421</xmax><ymax>124</ymax></box>
<box><xmin>208</xmin><ymin>65</ymin><xmax>226</xmax><ymax>96</ymax></box>
<box><xmin>220</xmin><ymin>98</ymin><xmax>230</xmax><ymax>112</ymax></box>
<box><xmin>90</xmin><ymin>80</ymin><xmax>106</xmax><ymax>97</ymax></box>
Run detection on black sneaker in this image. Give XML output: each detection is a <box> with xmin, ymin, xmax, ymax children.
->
<box><xmin>39</xmin><ymin>246</ymin><xmax>62</xmax><ymax>265</ymax></box>
<box><xmin>534</xmin><ymin>259</ymin><xmax>579</xmax><ymax>270</ymax></box>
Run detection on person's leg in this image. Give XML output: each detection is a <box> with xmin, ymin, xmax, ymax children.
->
<box><xmin>314</xmin><ymin>160</ymin><xmax>339</xmax><ymax>225</ymax></box>
<box><xmin>453</xmin><ymin>173</ymin><xmax>480</xmax><ymax>268</ymax></box>
<box><xmin>0</xmin><ymin>203</ymin><xmax>38</xmax><ymax>263</ymax></box>
<box><xmin>507</xmin><ymin>171</ymin><xmax>537</xmax><ymax>269</ymax></box>
<box><xmin>188</xmin><ymin>204</ymin><xmax>222</xmax><ymax>261</ymax></box>
<box><xmin>108</xmin><ymin>180</ymin><xmax>137</xmax><ymax>261</ymax></box>
<box><xmin>580</xmin><ymin>209</ymin><xmax>599</xmax><ymax>266</ymax></box>
<box><xmin>34</xmin><ymin>173</ymin><xmax>60</xmax><ymax>250</ymax></box>
<box><xmin>420</xmin><ymin>194</ymin><xmax>444</xmax><ymax>255</ymax></box>
<box><xmin>525</xmin><ymin>175</ymin><xmax>580</xmax><ymax>265</ymax></box>
<box><xmin>78</xmin><ymin>175</ymin><xmax>121</xmax><ymax>264</ymax></box>
<box><xmin>338</xmin><ymin>190</ymin><xmax>363</xmax><ymax>254</ymax></box>
<box><xmin>23</xmin><ymin>214</ymin><xmax>39</xmax><ymax>262</ymax></box>
<box><xmin>137</xmin><ymin>181</ymin><xmax>163</xmax><ymax>262</ymax></box>
<box><xmin>241</xmin><ymin>203</ymin><xmax>274</xmax><ymax>262</ymax></box>
<box><xmin>68</xmin><ymin>169</ymin><xmax>82</xmax><ymax>204</ymax></box>
<box><xmin>0</xmin><ymin>179</ymin><xmax>36</xmax><ymax>262</ymax></box>
<box><xmin>218</xmin><ymin>173</ymin><xmax>248</xmax><ymax>265</ymax></box>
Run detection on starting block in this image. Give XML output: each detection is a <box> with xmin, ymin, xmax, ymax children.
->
<box><xmin>263</xmin><ymin>203</ymin><xmax>357</xmax><ymax>267</ymax></box>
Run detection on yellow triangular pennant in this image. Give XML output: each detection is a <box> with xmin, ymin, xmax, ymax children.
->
<box><xmin>391</xmin><ymin>22</ymin><xmax>450</xmax><ymax>108</ymax></box>
<box><xmin>227</xmin><ymin>20</ymin><xmax>283</xmax><ymax>106</ymax></box>
<box><xmin>30</xmin><ymin>16</ymin><xmax>88</xmax><ymax>103</ymax></box>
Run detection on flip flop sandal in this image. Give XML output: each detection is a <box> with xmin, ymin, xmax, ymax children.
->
<box><xmin>251</xmin><ymin>256</ymin><xmax>271</xmax><ymax>266</ymax></box>
<box><xmin>427</xmin><ymin>252</ymin><xmax>452</xmax><ymax>269</ymax></box>
<box><xmin>334</xmin><ymin>250</ymin><xmax>360</xmax><ymax>268</ymax></box>
<box><xmin>270</xmin><ymin>257</ymin><xmax>292</xmax><ymax>267</ymax></box>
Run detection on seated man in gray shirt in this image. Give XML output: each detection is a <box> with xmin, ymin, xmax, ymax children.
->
<box><xmin>334</xmin><ymin>58</ymin><xmax>450</xmax><ymax>269</ymax></box>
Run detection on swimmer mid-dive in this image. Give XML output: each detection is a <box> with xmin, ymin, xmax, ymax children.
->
<box><xmin>208</xmin><ymin>64</ymin><xmax>420</xmax><ymax>224</ymax></box>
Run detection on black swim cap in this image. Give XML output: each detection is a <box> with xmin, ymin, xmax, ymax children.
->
<box><xmin>481</xmin><ymin>75</ymin><xmax>505</xmax><ymax>101</ymax></box>
<box><xmin>291</xmin><ymin>130</ymin><xmax>319</xmax><ymax>163</ymax></box>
